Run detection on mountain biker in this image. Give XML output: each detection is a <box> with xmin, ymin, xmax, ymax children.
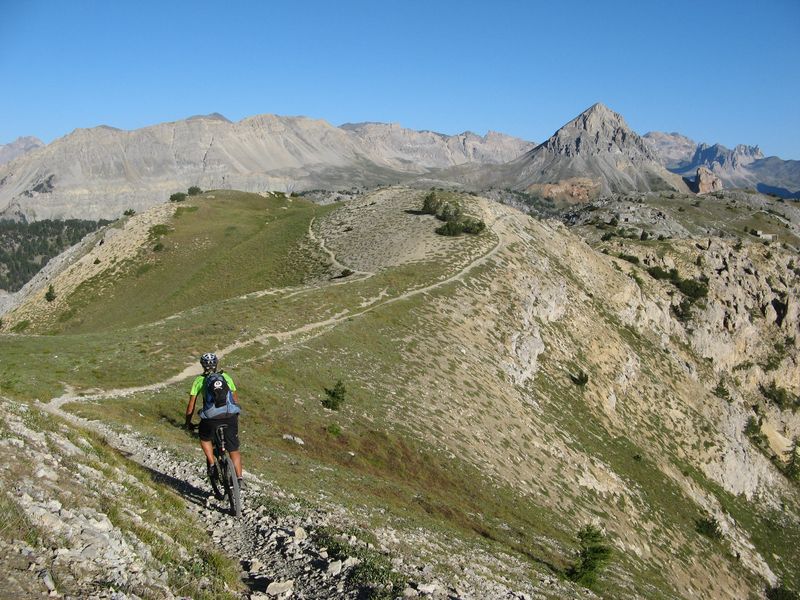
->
<box><xmin>184</xmin><ymin>352</ymin><xmax>243</xmax><ymax>489</ymax></box>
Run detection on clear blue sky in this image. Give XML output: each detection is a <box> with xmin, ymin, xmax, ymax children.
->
<box><xmin>2</xmin><ymin>0</ymin><xmax>799</xmax><ymax>158</ymax></box>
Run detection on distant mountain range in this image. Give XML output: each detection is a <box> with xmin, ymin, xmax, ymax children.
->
<box><xmin>0</xmin><ymin>136</ymin><xmax>44</xmax><ymax>165</ymax></box>
<box><xmin>0</xmin><ymin>116</ymin><xmax>532</xmax><ymax>220</ymax></box>
<box><xmin>3</xmin><ymin>105</ymin><xmax>799</xmax><ymax>221</ymax></box>
<box><xmin>644</xmin><ymin>132</ymin><xmax>800</xmax><ymax>198</ymax></box>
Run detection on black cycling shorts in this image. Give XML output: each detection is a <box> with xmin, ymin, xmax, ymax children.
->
<box><xmin>198</xmin><ymin>415</ymin><xmax>240</xmax><ymax>451</ymax></box>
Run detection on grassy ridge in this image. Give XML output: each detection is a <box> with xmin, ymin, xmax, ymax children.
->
<box><xmin>53</xmin><ymin>191</ymin><xmax>333</xmax><ymax>333</ymax></box>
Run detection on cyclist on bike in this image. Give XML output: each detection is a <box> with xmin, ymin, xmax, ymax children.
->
<box><xmin>184</xmin><ymin>352</ymin><xmax>243</xmax><ymax>489</ymax></box>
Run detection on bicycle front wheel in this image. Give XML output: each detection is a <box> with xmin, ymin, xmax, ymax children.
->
<box><xmin>222</xmin><ymin>455</ymin><xmax>242</xmax><ymax>517</ymax></box>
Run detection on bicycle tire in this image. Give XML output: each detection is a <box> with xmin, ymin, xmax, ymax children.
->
<box><xmin>222</xmin><ymin>455</ymin><xmax>242</xmax><ymax>517</ymax></box>
<box><xmin>208</xmin><ymin>463</ymin><xmax>224</xmax><ymax>500</ymax></box>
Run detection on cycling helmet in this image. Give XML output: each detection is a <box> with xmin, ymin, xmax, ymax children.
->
<box><xmin>200</xmin><ymin>352</ymin><xmax>218</xmax><ymax>372</ymax></box>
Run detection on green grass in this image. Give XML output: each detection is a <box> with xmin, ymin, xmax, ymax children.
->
<box><xmin>49</xmin><ymin>191</ymin><xmax>334</xmax><ymax>333</ymax></box>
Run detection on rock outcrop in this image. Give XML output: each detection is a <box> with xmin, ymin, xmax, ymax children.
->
<box><xmin>695</xmin><ymin>165</ymin><xmax>724</xmax><ymax>194</ymax></box>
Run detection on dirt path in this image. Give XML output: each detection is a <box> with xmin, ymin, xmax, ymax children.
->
<box><xmin>47</xmin><ymin>204</ymin><xmax>512</xmax><ymax>411</ymax></box>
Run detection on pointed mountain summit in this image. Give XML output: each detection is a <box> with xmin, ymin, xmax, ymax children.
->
<box><xmin>490</xmin><ymin>103</ymin><xmax>689</xmax><ymax>198</ymax></box>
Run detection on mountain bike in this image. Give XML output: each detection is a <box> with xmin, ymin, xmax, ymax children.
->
<box><xmin>209</xmin><ymin>424</ymin><xmax>242</xmax><ymax>517</ymax></box>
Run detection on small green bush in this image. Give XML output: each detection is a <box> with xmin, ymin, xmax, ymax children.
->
<box><xmin>322</xmin><ymin>380</ymin><xmax>346</xmax><ymax>410</ymax></box>
<box><xmin>618</xmin><ymin>253</ymin><xmax>640</xmax><ymax>265</ymax></box>
<box><xmin>760</xmin><ymin>382</ymin><xmax>799</xmax><ymax>411</ymax></box>
<box><xmin>712</xmin><ymin>381</ymin><xmax>731</xmax><ymax>401</ymax></box>
<box><xmin>600</xmin><ymin>232</ymin><xmax>614</xmax><ymax>241</ymax></box>
<box><xmin>567</xmin><ymin>525</ymin><xmax>612</xmax><ymax>588</ymax></box>
<box><xmin>695</xmin><ymin>515</ymin><xmax>722</xmax><ymax>540</ymax></box>
<box><xmin>170</xmin><ymin>192</ymin><xmax>187</xmax><ymax>203</ymax></box>
<box><xmin>123</xmin><ymin>208</ymin><xmax>136</xmax><ymax>216</ymax></box>
<box><xmin>153</xmin><ymin>242</ymin><xmax>165</xmax><ymax>252</ymax></box>
<box><xmin>675</xmin><ymin>278</ymin><xmax>708</xmax><ymax>299</ymax></box>
<box><xmin>461</xmin><ymin>218</ymin><xmax>486</xmax><ymax>234</ymax></box>
<box><xmin>672</xmin><ymin>298</ymin><xmax>693</xmax><ymax>322</ymax></box>
<box><xmin>436</xmin><ymin>221</ymin><xmax>464</xmax><ymax>236</ymax></box>
<box><xmin>571</xmin><ymin>370</ymin><xmax>589</xmax><ymax>386</ymax></box>
<box><xmin>326</xmin><ymin>423</ymin><xmax>342</xmax><ymax>436</ymax></box>
<box><xmin>45</xmin><ymin>284</ymin><xmax>56</xmax><ymax>302</ymax></box>
<box><xmin>766</xmin><ymin>585</ymin><xmax>799</xmax><ymax>600</ymax></box>
<box><xmin>187</xmin><ymin>186</ymin><xmax>202</xmax><ymax>196</ymax></box>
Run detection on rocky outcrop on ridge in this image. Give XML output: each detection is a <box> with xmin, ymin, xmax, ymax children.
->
<box><xmin>0</xmin><ymin>135</ymin><xmax>44</xmax><ymax>165</ymax></box>
<box><xmin>694</xmin><ymin>165</ymin><xmax>724</xmax><ymax>194</ymax></box>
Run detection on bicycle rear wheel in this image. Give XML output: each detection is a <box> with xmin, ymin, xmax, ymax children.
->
<box><xmin>208</xmin><ymin>460</ymin><xmax>224</xmax><ymax>500</ymax></box>
<box><xmin>221</xmin><ymin>455</ymin><xmax>242</xmax><ymax>517</ymax></box>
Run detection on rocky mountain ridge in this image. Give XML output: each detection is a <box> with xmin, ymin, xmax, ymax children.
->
<box><xmin>0</xmin><ymin>135</ymin><xmax>44</xmax><ymax>165</ymax></box>
<box><xmin>645</xmin><ymin>132</ymin><xmax>800</xmax><ymax>198</ymax></box>
<box><xmin>0</xmin><ymin>115</ymin><xmax>532</xmax><ymax>221</ymax></box>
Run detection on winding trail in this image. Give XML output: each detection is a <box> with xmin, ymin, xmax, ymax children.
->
<box><xmin>47</xmin><ymin>205</ymin><xmax>512</xmax><ymax>412</ymax></box>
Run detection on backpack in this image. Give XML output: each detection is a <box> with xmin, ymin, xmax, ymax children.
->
<box><xmin>204</xmin><ymin>372</ymin><xmax>230</xmax><ymax>408</ymax></box>
<box><xmin>199</xmin><ymin>372</ymin><xmax>240</xmax><ymax>419</ymax></box>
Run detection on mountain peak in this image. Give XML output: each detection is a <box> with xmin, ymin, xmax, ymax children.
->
<box><xmin>540</xmin><ymin>103</ymin><xmax>656</xmax><ymax>162</ymax></box>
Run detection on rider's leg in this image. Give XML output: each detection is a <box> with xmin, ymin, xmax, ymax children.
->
<box><xmin>200</xmin><ymin>439</ymin><xmax>216</xmax><ymax>466</ymax></box>
<box><xmin>229</xmin><ymin>450</ymin><xmax>243</xmax><ymax>478</ymax></box>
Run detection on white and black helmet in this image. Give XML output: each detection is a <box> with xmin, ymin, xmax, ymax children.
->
<box><xmin>200</xmin><ymin>352</ymin><xmax>218</xmax><ymax>371</ymax></box>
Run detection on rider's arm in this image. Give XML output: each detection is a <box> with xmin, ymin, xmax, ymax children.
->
<box><xmin>185</xmin><ymin>394</ymin><xmax>197</xmax><ymax>425</ymax></box>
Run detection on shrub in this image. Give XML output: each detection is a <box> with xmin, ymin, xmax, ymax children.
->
<box><xmin>123</xmin><ymin>208</ymin><xmax>136</xmax><ymax>216</ymax></box>
<box><xmin>170</xmin><ymin>192</ymin><xmax>187</xmax><ymax>203</ymax></box>
<box><xmin>618</xmin><ymin>254</ymin><xmax>640</xmax><ymax>265</ymax></box>
<box><xmin>744</xmin><ymin>416</ymin><xmax>762</xmax><ymax>437</ymax></box>
<box><xmin>640</xmin><ymin>230</ymin><xmax>649</xmax><ymax>241</ymax></box>
<box><xmin>326</xmin><ymin>423</ymin><xmax>342</xmax><ymax>437</ymax></box>
<box><xmin>567</xmin><ymin>525</ymin><xmax>612</xmax><ymax>588</ymax></box>
<box><xmin>461</xmin><ymin>218</ymin><xmax>486</xmax><ymax>234</ymax></box>
<box><xmin>44</xmin><ymin>284</ymin><xmax>56</xmax><ymax>302</ymax></box>
<box><xmin>646</xmin><ymin>266</ymin><xmax>677</xmax><ymax>280</ymax></box>
<box><xmin>187</xmin><ymin>186</ymin><xmax>202</xmax><ymax>196</ymax></box>
<box><xmin>600</xmin><ymin>232</ymin><xmax>614</xmax><ymax>241</ymax></box>
<box><xmin>93</xmin><ymin>257</ymin><xmax>101</xmax><ymax>265</ymax></box>
<box><xmin>435</xmin><ymin>221</ymin><xmax>464</xmax><ymax>236</ymax></box>
<box><xmin>766</xmin><ymin>585</ymin><xmax>799</xmax><ymax>600</ymax></box>
<box><xmin>712</xmin><ymin>381</ymin><xmax>731</xmax><ymax>401</ymax></box>
<box><xmin>672</xmin><ymin>298</ymin><xmax>693</xmax><ymax>322</ymax></box>
<box><xmin>153</xmin><ymin>242</ymin><xmax>165</xmax><ymax>252</ymax></box>
<box><xmin>675</xmin><ymin>278</ymin><xmax>708</xmax><ymax>300</ymax></box>
<box><xmin>760</xmin><ymin>382</ymin><xmax>799</xmax><ymax>411</ymax></box>
<box><xmin>695</xmin><ymin>516</ymin><xmax>722</xmax><ymax>540</ymax></box>
<box><xmin>322</xmin><ymin>380</ymin><xmax>346</xmax><ymax>410</ymax></box>
<box><xmin>421</xmin><ymin>192</ymin><xmax>441</xmax><ymax>215</ymax></box>
<box><xmin>571</xmin><ymin>370</ymin><xmax>589</xmax><ymax>386</ymax></box>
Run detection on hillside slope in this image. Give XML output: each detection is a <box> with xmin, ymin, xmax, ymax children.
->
<box><xmin>2</xmin><ymin>188</ymin><xmax>798</xmax><ymax>599</ymax></box>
